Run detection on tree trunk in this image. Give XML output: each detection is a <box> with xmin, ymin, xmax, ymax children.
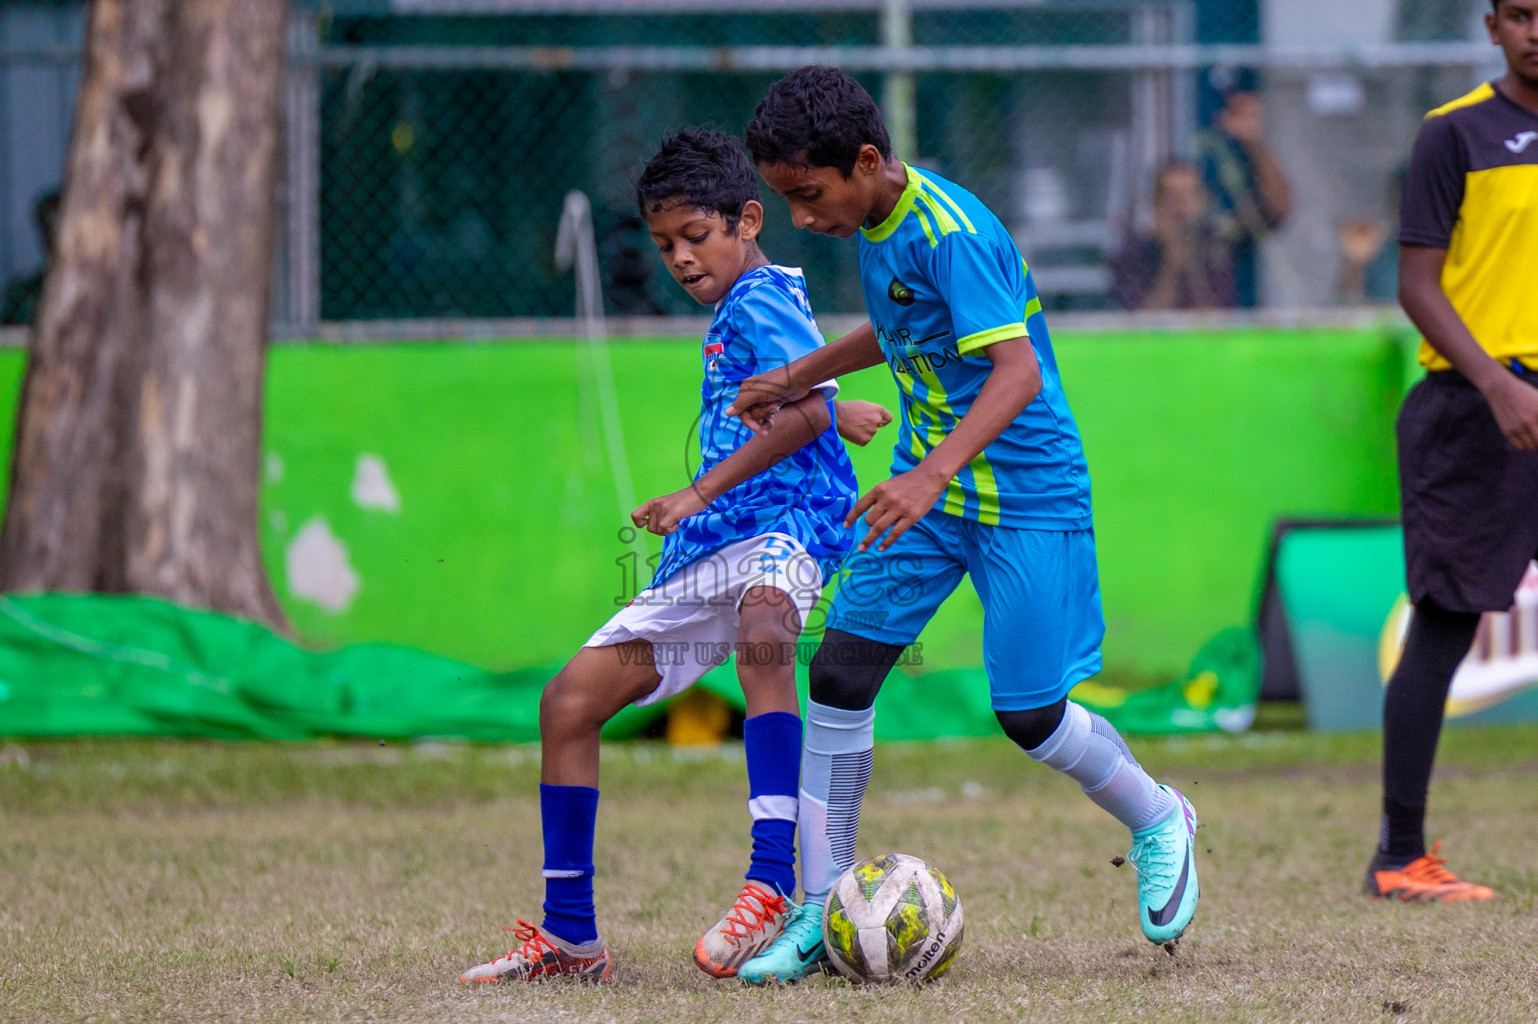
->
<box><xmin>0</xmin><ymin>0</ymin><xmax>289</xmax><ymax>631</ymax></box>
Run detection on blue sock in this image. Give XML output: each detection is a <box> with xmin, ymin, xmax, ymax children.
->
<box><xmin>540</xmin><ymin>783</ymin><xmax>600</xmax><ymax>945</ymax></box>
<box><xmin>743</xmin><ymin>710</ymin><xmax>801</xmax><ymax>898</ymax></box>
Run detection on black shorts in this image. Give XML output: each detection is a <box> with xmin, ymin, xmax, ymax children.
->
<box><xmin>1397</xmin><ymin>369</ymin><xmax>1538</xmax><ymax>613</ymax></box>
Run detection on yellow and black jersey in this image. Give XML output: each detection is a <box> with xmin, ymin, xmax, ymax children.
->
<box><xmin>1401</xmin><ymin>82</ymin><xmax>1538</xmax><ymax>370</ymax></box>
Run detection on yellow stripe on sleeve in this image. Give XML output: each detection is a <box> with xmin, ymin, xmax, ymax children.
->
<box><xmin>956</xmin><ymin>322</ymin><xmax>1030</xmax><ymax>355</ymax></box>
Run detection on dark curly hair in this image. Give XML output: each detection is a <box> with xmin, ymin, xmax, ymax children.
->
<box><xmin>744</xmin><ymin>65</ymin><xmax>891</xmax><ymax>177</ymax></box>
<box><xmin>633</xmin><ymin>126</ymin><xmax>761</xmax><ymax>233</ymax></box>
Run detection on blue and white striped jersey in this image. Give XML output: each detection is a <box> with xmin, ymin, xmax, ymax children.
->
<box><xmin>652</xmin><ymin>265</ymin><xmax>859</xmax><ymax>588</ymax></box>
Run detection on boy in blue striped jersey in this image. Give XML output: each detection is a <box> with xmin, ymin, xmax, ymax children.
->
<box><xmin>730</xmin><ymin>67</ymin><xmax>1201</xmax><ymax>983</ymax></box>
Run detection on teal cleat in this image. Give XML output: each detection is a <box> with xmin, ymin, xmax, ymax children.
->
<box><xmin>737</xmin><ymin>899</ymin><xmax>830</xmax><ymax>985</ymax></box>
<box><xmin>1128</xmin><ymin>786</ymin><xmax>1200</xmax><ymax>946</ymax></box>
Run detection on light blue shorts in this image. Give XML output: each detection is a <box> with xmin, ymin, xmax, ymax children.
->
<box><xmin>824</xmin><ymin>509</ymin><xmax>1104</xmax><ymax>711</ymax></box>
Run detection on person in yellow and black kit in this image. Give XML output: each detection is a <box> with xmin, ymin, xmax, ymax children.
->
<box><xmin>1365</xmin><ymin>0</ymin><xmax>1538</xmax><ymax>903</ymax></box>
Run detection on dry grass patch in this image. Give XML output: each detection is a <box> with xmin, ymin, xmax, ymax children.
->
<box><xmin>1</xmin><ymin>728</ymin><xmax>1537</xmax><ymax>1022</ymax></box>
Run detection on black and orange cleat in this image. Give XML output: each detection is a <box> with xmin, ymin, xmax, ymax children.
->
<box><xmin>458</xmin><ymin>920</ymin><xmax>610</xmax><ymax>983</ymax></box>
<box><xmin>1364</xmin><ymin>841</ymin><xmax>1495</xmax><ymax>903</ymax></box>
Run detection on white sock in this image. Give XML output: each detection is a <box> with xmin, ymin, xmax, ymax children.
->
<box><xmin>1027</xmin><ymin>701</ymin><xmax>1174</xmax><ymax>832</ymax></box>
<box><xmin>798</xmin><ymin>700</ymin><xmax>875</xmax><ymax>904</ymax></box>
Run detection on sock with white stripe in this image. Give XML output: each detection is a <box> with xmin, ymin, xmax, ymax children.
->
<box><xmin>743</xmin><ymin>710</ymin><xmax>801</xmax><ymax>897</ymax></box>
<box><xmin>799</xmin><ymin>700</ymin><xmax>876</xmax><ymax>905</ymax></box>
<box><xmin>1027</xmin><ymin>701</ymin><xmax>1174</xmax><ymax>832</ymax></box>
<box><xmin>540</xmin><ymin>783</ymin><xmax>600</xmax><ymax>945</ymax></box>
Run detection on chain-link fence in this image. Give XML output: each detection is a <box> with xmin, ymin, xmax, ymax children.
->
<box><xmin>0</xmin><ymin>0</ymin><xmax>1508</xmax><ymax>331</ymax></box>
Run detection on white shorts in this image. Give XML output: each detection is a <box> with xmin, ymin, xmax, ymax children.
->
<box><xmin>585</xmin><ymin>533</ymin><xmax>825</xmax><ymax>707</ymax></box>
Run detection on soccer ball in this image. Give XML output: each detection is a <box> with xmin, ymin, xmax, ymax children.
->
<box><xmin>822</xmin><ymin>853</ymin><xmax>964</xmax><ymax>984</ymax></box>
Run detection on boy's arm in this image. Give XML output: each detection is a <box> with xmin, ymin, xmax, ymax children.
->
<box><xmin>1395</xmin><ymin>113</ymin><xmax>1538</xmax><ymax>446</ymax></box>
<box><xmin>1400</xmin><ymin>244</ymin><xmax>1538</xmax><ymax>449</ymax></box>
<box><xmin>632</xmin><ymin>391</ymin><xmax>834</xmax><ymax>535</ymax></box>
<box><xmin>726</xmin><ymin>323</ymin><xmax>886</xmax><ymax>432</ymax></box>
<box><xmin>848</xmin><ymin>336</ymin><xmax>1040</xmax><ymax>552</ymax></box>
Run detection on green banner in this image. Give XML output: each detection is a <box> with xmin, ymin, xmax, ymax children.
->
<box><xmin>0</xmin><ymin>325</ymin><xmax>1413</xmax><ymax>738</ymax></box>
<box><xmin>243</xmin><ymin>328</ymin><xmax>1408</xmax><ymax>676</ymax></box>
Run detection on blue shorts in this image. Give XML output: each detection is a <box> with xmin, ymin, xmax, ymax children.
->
<box><xmin>824</xmin><ymin>509</ymin><xmax>1104</xmax><ymax>711</ymax></box>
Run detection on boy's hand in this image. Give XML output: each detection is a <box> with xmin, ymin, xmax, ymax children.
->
<box><xmin>632</xmin><ymin>488</ymin><xmax>708</xmax><ymax>535</ymax></box>
<box><xmin>846</xmin><ymin>466</ymin><xmax>948</xmax><ymax>552</ymax></box>
<box><xmin>835</xmin><ymin>400</ymin><xmax>894</xmax><ymax>446</ymax></box>
<box><xmin>726</xmin><ymin>373</ymin><xmax>810</xmax><ymax>434</ymax></box>
<box><xmin>1484</xmin><ymin>375</ymin><xmax>1538</xmax><ymax>451</ymax></box>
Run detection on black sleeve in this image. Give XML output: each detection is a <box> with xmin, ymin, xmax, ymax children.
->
<box><xmin>1399</xmin><ymin>114</ymin><xmax>1467</xmax><ymax>249</ymax></box>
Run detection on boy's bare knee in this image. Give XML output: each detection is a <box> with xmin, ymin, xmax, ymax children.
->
<box><xmin>739</xmin><ymin>588</ymin><xmax>802</xmax><ymax>647</ymax></box>
<box><xmin>738</xmin><ymin>615</ymin><xmax>800</xmax><ymax>686</ymax></box>
<box><xmin>738</xmin><ymin>620</ymin><xmax>792</xmax><ymax>655</ymax></box>
<box><xmin>542</xmin><ymin>644</ymin><xmax>660</xmax><ymax>734</ymax></box>
<box><xmin>539</xmin><ymin>677</ymin><xmax>592</xmax><ymax>733</ymax></box>
<box><xmin>541</xmin><ymin>660</ymin><xmax>614</xmax><ymax>731</ymax></box>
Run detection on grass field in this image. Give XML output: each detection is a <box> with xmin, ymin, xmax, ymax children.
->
<box><xmin>3</xmin><ymin>723</ymin><xmax>1538</xmax><ymax>1023</ymax></box>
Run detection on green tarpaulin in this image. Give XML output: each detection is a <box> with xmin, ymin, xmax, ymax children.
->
<box><xmin>1069</xmin><ymin>627</ymin><xmax>1260</xmax><ymax>734</ymax></box>
<box><xmin>0</xmin><ymin>594</ymin><xmax>1258</xmax><ymax>741</ymax></box>
<box><xmin>0</xmin><ymin>593</ymin><xmax>547</xmax><ymax>741</ymax></box>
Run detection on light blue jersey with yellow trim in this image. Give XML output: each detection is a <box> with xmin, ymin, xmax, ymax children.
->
<box><xmin>858</xmin><ymin>165</ymin><xmax>1092</xmax><ymax>529</ymax></box>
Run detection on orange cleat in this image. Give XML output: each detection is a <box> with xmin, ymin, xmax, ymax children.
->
<box><xmin>457</xmin><ymin>920</ymin><xmax>610</xmax><ymax>983</ymax></box>
<box><xmin>693</xmin><ymin>881</ymin><xmax>791</xmax><ymax>977</ymax></box>
<box><xmin>1364</xmin><ymin>841</ymin><xmax>1495</xmax><ymax>903</ymax></box>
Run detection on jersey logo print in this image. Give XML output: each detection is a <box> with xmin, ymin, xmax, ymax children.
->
<box><xmin>887</xmin><ymin>277</ymin><xmax>916</xmax><ymax>306</ymax></box>
<box><xmin>1505</xmin><ymin>131</ymin><xmax>1538</xmax><ymax>154</ymax></box>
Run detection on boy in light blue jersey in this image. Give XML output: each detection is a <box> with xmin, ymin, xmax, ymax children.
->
<box><xmin>731</xmin><ymin>67</ymin><xmax>1201</xmax><ymax>983</ymax></box>
<box><xmin>458</xmin><ymin>127</ymin><xmax>890</xmax><ymax>985</ymax></box>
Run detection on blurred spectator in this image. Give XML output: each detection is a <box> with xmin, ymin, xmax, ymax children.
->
<box><xmin>1111</xmin><ymin>160</ymin><xmax>1235</xmax><ymax>311</ymax></box>
<box><xmin>1335</xmin><ymin>170</ymin><xmax>1404</xmax><ymax>305</ymax></box>
<box><xmin>1194</xmin><ymin>83</ymin><xmax>1292</xmax><ymax>308</ymax></box>
<box><xmin>1</xmin><ymin>190</ymin><xmax>61</xmax><ymax>326</ymax></box>
<box><xmin>1335</xmin><ymin>219</ymin><xmax>1393</xmax><ymax>305</ymax></box>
